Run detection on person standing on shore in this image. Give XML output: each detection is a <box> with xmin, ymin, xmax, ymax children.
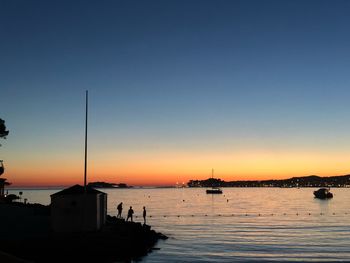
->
<box><xmin>117</xmin><ymin>202</ymin><xmax>123</xmax><ymax>218</ymax></box>
<box><xmin>143</xmin><ymin>206</ymin><xmax>147</xmax><ymax>225</ymax></box>
<box><xmin>127</xmin><ymin>206</ymin><xmax>134</xmax><ymax>222</ymax></box>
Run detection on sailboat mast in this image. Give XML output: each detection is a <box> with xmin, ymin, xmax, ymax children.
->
<box><xmin>84</xmin><ymin>90</ymin><xmax>88</xmax><ymax>192</ymax></box>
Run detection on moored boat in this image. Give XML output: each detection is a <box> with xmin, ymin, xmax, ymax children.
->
<box><xmin>206</xmin><ymin>188</ymin><xmax>223</xmax><ymax>194</ymax></box>
<box><xmin>314</xmin><ymin>188</ymin><xmax>333</xmax><ymax>199</ymax></box>
<box><xmin>206</xmin><ymin>169</ymin><xmax>223</xmax><ymax>194</ymax></box>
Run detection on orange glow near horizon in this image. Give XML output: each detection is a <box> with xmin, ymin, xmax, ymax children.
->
<box><xmin>5</xmin><ymin>149</ymin><xmax>350</xmax><ymax>187</ymax></box>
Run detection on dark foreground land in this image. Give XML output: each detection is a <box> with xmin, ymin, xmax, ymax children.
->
<box><xmin>0</xmin><ymin>203</ymin><xmax>167</xmax><ymax>263</ymax></box>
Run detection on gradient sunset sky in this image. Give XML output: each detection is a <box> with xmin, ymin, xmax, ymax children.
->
<box><xmin>2</xmin><ymin>0</ymin><xmax>350</xmax><ymax>186</ymax></box>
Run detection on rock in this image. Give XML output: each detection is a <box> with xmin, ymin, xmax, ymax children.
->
<box><xmin>0</xmin><ymin>203</ymin><xmax>167</xmax><ymax>262</ymax></box>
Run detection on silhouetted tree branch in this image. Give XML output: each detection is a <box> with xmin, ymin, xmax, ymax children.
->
<box><xmin>0</xmin><ymin>118</ymin><xmax>9</xmax><ymax>146</ymax></box>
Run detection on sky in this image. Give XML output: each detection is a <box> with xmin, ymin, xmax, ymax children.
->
<box><xmin>1</xmin><ymin>0</ymin><xmax>350</xmax><ymax>187</ymax></box>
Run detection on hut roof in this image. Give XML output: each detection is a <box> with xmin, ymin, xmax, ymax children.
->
<box><xmin>51</xmin><ymin>184</ymin><xmax>106</xmax><ymax>197</ymax></box>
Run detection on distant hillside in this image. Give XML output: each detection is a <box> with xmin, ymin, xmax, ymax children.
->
<box><xmin>87</xmin><ymin>182</ymin><xmax>130</xmax><ymax>188</ymax></box>
<box><xmin>188</xmin><ymin>174</ymin><xmax>350</xmax><ymax>188</ymax></box>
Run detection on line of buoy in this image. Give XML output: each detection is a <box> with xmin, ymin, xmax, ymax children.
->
<box><xmin>142</xmin><ymin>212</ymin><xmax>348</xmax><ymax>218</ymax></box>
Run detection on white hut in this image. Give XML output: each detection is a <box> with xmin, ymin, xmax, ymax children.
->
<box><xmin>50</xmin><ymin>184</ymin><xmax>107</xmax><ymax>232</ymax></box>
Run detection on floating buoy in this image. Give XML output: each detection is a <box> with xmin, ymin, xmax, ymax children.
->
<box><xmin>132</xmin><ymin>212</ymin><xmax>344</xmax><ymax>219</ymax></box>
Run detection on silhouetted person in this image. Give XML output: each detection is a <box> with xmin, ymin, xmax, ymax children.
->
<box><xmin>143</xmin><ymin>206</ymin><xmax>147</xmax><ymax>224</ymax></box>
<box><xmin>117</xmin><ymin>202</ymin><xmax>123</xmax><ymax>218</ymax></box>
<box><xmin>127</xmin><ymin>206</ymin><xmax>134</xmax><ymax>222</ymax></box>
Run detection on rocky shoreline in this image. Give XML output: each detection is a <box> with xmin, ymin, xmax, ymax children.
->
<box><xmin>0</xmin><ymin>203</ymin><xmax>167</xmax><ymax>262</ymax></box>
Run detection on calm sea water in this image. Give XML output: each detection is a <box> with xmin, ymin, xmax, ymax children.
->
<box><xmin>8</xmin><ymin>187</ymin><xmax>350</xmax><ymax>262</ymax></box>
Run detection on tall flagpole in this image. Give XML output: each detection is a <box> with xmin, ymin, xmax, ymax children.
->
<box><xmin>84</xmin><ymin>90</ymin><xmax>88</xmax><ymax>192</ymax></box>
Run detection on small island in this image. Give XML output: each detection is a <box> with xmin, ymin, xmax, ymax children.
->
<box><xmin>87</xmin><ymin>181</ymin><xmax>131</xmax><ymax>188</ymax></box>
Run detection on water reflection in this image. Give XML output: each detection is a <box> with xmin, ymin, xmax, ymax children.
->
<box><xmin>8</xmin><ymin>187</ymin><xmax>350</xmax><ymax>262</ymax></box>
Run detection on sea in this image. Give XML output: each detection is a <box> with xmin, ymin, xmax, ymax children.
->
<box><xmin>8</xmin><ymin>187</ymin><xmax>350</xmax><ymax>262</ymax></box>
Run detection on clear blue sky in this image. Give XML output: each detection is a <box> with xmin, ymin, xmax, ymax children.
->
<box><xmin>1</xmin><ymin>0</ymin><xmax>350</xmax><ymax>186</ymax></box>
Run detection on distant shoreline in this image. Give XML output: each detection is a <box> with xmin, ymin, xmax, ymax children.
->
<box><xmin>188</xmin><ymin>174</ymin><xmax>350</xmax><ymax>188</ymax></box>
<box><xmin>6</xmin><ymin>186</ymin><xmax>350</xmax><ymax>191</ymax></box>
<box><xmin>7</xmin><ymin>174</ymin><xmax>350</xmax><ymax>189</ymax></box>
